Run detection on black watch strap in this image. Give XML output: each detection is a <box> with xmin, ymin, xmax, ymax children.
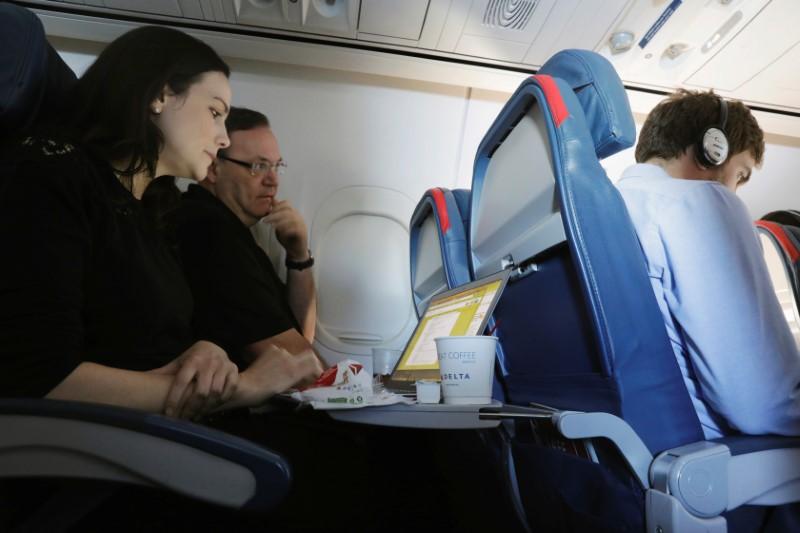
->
<box><xmin>285</xmin><ymin>250</ymin><xmax>314</xmax><ymax>271</ymax></box>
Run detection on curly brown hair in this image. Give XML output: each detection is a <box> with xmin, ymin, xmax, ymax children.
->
<box><xmin>635</xmin><ymin>89</ymin><xmax>764</xmax><ymax>167</ymax></box>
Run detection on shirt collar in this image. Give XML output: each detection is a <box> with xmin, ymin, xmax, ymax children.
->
<box><xmin>185</xmin><ymin>183</ymin><xmax>250</xmax><ymax>231</ymax></box>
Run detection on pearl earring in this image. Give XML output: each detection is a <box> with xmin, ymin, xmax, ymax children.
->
<box><xmin>153</xmin><ymin>107</ymin><xmax>162</xmax><ymax>114</ymax></box>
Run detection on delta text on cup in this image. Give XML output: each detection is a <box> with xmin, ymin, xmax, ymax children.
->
<box><xmin>434</xmin><ymin>336</ymin><xmax>497</xmax><ymax>405</ymax></box>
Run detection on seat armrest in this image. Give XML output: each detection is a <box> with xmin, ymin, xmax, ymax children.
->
<box><xmin>553</xmin><ymin>411</ymin><xmax>653</xmax><ymax>489</ymax></box>
<box><xmin>0</xmin><ymin>399</ymin><xmax>291</xmax><ymax>512</ymax></box>
<box><xmin>650</xmin><ymin>437</ymin><xmax>800</xmax><ymax>519</ymax></box>
<box><xmin>480</xmin><ymin>407</ymin><xmax>653</xmax><ymax>488</ymax></box>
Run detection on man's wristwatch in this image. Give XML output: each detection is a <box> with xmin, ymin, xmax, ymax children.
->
<box><xmin>285</xmin><ymin>250</ymin><xmax>315</xmax><ymax>271</ymax></box>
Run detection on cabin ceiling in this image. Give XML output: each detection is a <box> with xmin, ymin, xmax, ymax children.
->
<box><xmin>22</xmin><ymin>0</ymin><xmax>800</xmax><ymax>115</ymax></box>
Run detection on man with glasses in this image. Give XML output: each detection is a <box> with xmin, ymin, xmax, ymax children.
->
<box><xmin>172</xmin><ymin>107</ymin><xmax>323</xmax><ymax>393</ymax></box>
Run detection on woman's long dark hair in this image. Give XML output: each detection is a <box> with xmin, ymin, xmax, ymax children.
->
<box><xmin>66</xmin><ymin>26</ymin><xmax>230</xmax><ymax>178</ymax></box>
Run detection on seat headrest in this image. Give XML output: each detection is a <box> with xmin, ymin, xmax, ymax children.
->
<box><xmin>538</xmin><ymin>49</ymin><xmax>635</xmax><ymax>159</ymax></box>
<box><xmin>762</xmin><ymin>210</ymin><xmax>800</xmax><ymax>229</ymax></box>
<box><xmin>0</xmin><ymin>4</ymin><xmax>77</xmax><ymax>136</ymax></box>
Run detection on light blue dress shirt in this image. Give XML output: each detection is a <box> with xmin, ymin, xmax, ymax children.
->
<box><xmin>617</xmin><ymin>163</ymin><xmax>800</xmax><ymax>438</ymax></box>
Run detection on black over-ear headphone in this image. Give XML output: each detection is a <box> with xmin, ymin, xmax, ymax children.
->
<box><xmin>696</xmin><ymin>96</ymin><xmax>730</xmax><ymax>168</ymax></box>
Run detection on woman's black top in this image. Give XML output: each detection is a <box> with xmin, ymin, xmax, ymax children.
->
<box><xmin>0</xmin><ymin>135</ymin><xmax>195</xmax><ymax>397</ymax></box>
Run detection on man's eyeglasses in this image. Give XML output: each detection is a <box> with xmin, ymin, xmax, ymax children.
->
<box><xmin>217</xmin><ymin>154</ymin><xmax>287</xmax><ymax>177</ymax></box>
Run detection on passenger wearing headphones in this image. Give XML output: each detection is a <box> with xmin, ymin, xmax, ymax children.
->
<box><xmin>617</xmin><ymin>90</ymin><xmax>800</xmax><ymax>438</ymax></box>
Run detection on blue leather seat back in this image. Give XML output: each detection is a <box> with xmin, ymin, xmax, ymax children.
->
<box><xmin>538</xmin><ymin>49</ymin><xmax>635</xmax><ymax>159</ymax></box>
<box><xmin>0</xmin><ymin>3</ymin><xmax>76</xmax><ymax>137</ymax></box>
<box><xmin>409</xmin><ymin>187</ymin><xmax>472</xmax><ymax>315</ymax></box>
<box><xmin>469</xmin><ymin>51</ymin><xmax>703</xmax><ymax>453</ymax></box>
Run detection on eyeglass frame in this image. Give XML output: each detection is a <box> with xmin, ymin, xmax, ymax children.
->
<box><xmin>217</xmin><ymin>153</ymin><xmax>287</xmax><ymax>177</ymax></box>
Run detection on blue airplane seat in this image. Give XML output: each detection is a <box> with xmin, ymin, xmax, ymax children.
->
<box><xmin>472</xmin><ymin>49</ymin><xmax>800</xmax><ymax>532</ymax></box>
<box><xmin>756</xmin><ymin>218</ymin><xmax>800</xmax><ymax>302</ymax></box>
<box><xmin>762</xmin><ymin>209</ymin><xmax>800</xmax><ymax>228</ymax></box>
<box><xmin>409</xmin><ymin>187</ymin><xmax>472</xmax><ymax>316</ymax></box>
<box><xmin>0</xmin><ymin>4</ymin><xmax>292</xmax><ymax>529</ymax></box>
<box><xmin>0</xmin><ymin>2</ymin><xmax>76</xmax><ymax>138</ymax></box>
<box><xmin>451</xmin><ymin>187</ymin><xmax>472</xmax><ymax>236</ymax></box>
<box><xmin>755</xmin><ymin>219</ymin><xmax>800</xmax><ymax>349</ymax></box>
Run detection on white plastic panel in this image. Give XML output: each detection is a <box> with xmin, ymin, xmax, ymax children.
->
<box><xmin>413</xmin><ymin>214</ymin><xmax>448</xmax><ymax>312</ymax></box>
<box><xmin>685</xmin><ymin>0</ymin><xmax>800</xmax><ymax>111</ymax></box>
<box><xmin>311</xmin><ymin>187</ymin><xmax>417</xmax><ymax>365</ymax></box>
<box><xmin>723</xmin><ymin>41</ymin><xmax>800</xmax><ymax>113</ymax></box>
<box><xmin>237</xmin><ymin>0</ymin><xmax>359</xmax><ymax>38</ymax></box>
<box><xmin>600</xmin><ymin>0</ymin><xmax>771</xmax><ymax>96</ymax></box>
<box><xmin>100</xmin><ymin>0</ymin><xmax>182</xmax><ymax>16</ymax></box>
<box><xmin>759</xmin><ymin>232</ymin><xmax>800</xmax><ymax>349</ymax></box>
<box><xmin>471</xmin><ymin>102</ymin><xmax>565</xmax><ymax>279</ymax></box>
<box><xmin>522</xmin><ymin>0</ymin><xmax>629</xmax><ymax>67</ymax></box>
<box><xmin>451</xmin><ymin>0</ymin><xmax>555</xmax><ymax>62</ymax></box>
<box><xmin>359</xmin><ymin>0</ymin><xmax>429</xmax><ymax>41</ymax></box>
<box><xmin>439</xmin><ymin>0</ymin><xmax>630</xmax><ymax>66</ymax></box>
<box><xmin>178</xmin><ymin>0</ymin><xmax>205</xmax><ymax>19</ymax></box>
<box><xmin>199</xmin><ymin>0</ymin><xmax>216</xmax><ymax>20</ymax></box>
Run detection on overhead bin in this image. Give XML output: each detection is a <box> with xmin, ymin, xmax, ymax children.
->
<box><xmin>237</xmin><ymin>0</ymin><xmax>359</xmax><ymax>38</ymax></box>
<box><xmin>358</xmin><ymin>0</ymin><xmax>429</xmax><ymax>41</ymax></box>
<box><xmin>28</xmin><ymin>0</ymin><xmax>800</xmax><ymax>115</ymax></box>
<box><xmin>435</xmin><ymin>0</ymin><xmax>631</xmax><ymax>66</ymax></box>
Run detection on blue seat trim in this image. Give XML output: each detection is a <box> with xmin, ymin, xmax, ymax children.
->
<box><xmin>409</xmin><ymin>187</ymin><xmax>472</xmax><ymax>314</ymax></box>
<box><xmin>713</xmin><ymin>434</ymin><xmax>800</xmax><ymax>456</ymax></box>
<box><xmin>470</xmin><ymin>73</ymin><xmax>703</xmax><ymax>453</ymax></box>
<box><xmin>0</xmin><ymin>398</ymin><xmax>291</xmax><ymax>512</ymax></box>
<box><xmin>0</xmin><ymin>3</ymin><xmax>76</xmax><ymax>136</ymax></box>
<box><xmin>538</xmin><ymin>49</ymin><xmax>635</xmax><ymax>159</ymax></box>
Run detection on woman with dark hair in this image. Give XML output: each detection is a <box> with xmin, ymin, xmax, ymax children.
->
<box><xmin>0</xmin><ymin>25</ymin><xmax>283</xmax><ymax>419</ymax></box>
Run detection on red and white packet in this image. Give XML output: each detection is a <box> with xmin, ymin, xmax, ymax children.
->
<box><xmin>290</xmin><ymin>360</ymin><xmax>372</xmax><ymax>408</ymax></box>
<box><xmin>290</xmin><ymin>359</ymin><xmax>414</xmax><ymax>410</ymax></box>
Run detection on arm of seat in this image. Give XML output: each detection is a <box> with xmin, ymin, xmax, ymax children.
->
<box><xmin>650</xmin><ymin>435</ymin><xmax>800</xmax><ymax>519</ymax></box>
<box><xmin>553</xmin><ymin>411</ymin><xmax>653</xmax><ymax>489</ymax></box>
<box><xmin>0</xmin><ymin>398</ymin><xmax>291</xmax><ymax>512</ymax></box>
<box><xmin>479</xmin><ymin>407</ymin><xmax>653</xmax><ymax>488</ymax></box>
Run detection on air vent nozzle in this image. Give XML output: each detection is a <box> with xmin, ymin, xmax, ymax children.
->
<box><xmin>483</xmin><ymin>0</ymin><xmax>539</xmax><ymax>30</ymax></box>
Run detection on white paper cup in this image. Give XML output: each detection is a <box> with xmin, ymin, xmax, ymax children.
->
<box><xmin>372</xmin><ymin>348</ymin><xmax>402</xmax><ymax>376</ymax></box>
<box><xmin>415</xmin><ymin>380</ymin><xmax>441</xmax><ymax>404</ymax></box>
<box><xmin>435</xmin><ymin>336</ymin><xmax>497</xmax><ymax>405</ymax></box>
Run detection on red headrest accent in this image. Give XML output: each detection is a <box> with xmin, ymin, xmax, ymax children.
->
<box><xmin>430</xmin><ymin>188</ymin><xmax>450</xmax><ymax>234</ymax></box>
<box><xmin>757</xmin><ymin>220</ymin><xmax>800</xmax><ymax>263</ymax></box>
<box><xmin>533</xmin><ymin>74</ymin><xmax>568</xmax><ymax>127</ymax></box>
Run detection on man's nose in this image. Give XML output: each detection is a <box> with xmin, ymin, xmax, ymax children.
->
<box><xmin>262</xmin><ymin>170</ymin><xmax>279</xmax><ymax>188</ymax></box>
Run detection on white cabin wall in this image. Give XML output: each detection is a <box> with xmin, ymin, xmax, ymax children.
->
<box><xmin>51</xmin><ymin>36</ymin><xmax>800</xmax><ymax>223</ymax></box>
<box><xmin>224</xmin><ymin>56</ymin><xmax>468</xmax><ymax>219</ymax></box>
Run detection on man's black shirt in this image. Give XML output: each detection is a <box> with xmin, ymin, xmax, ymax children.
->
<box><xmin>172</xmin><ymin>184</ymin><xmax>299</xmax><ymax>367</ymax></box>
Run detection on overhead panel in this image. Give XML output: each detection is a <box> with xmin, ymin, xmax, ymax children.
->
<box><xmin>600</xmin><ymin>0</ymin><xmax>771</xmax><ymax>93</ymax></box>
<box><xmin>434</xmin><ymin>0</ymin><xmax>630</xmax><ymax>67</ymax></box>
<box><xmin>724</xmin><ymin>41</ymin><xmax>800</xmax><ymax>112</ymax></box>
<box><xmin>451</xmin><ymin>0</ymin><xmax>556</xmax><ymax>63</ymax></box>
<box><xmin>94</xmin><ymin>0</ymin><xmax>183</xmax><ymax>16</ymax></box>
<box><xmin>358</xmin><ymin>0</ymin><xmax>430</xmax><ymax>41</ymax></box>
<box><xmin>685</xmin><ymin>0</ymin><xmax>800</xmax><ymax>111</ymax></box>
<box><xmin>236</xmin><ymin>0</ymin><xmax>359</xmax><ymax>38</ymax></box>
<box><xmin>177</xmin><ymin>0</ymin><xmax>205</xmax><ymax>20</ymax></box>
<box><xmin>522</xmin><ymin>0</ymin><xmax>630</xmax><ymax>67</ymax></box>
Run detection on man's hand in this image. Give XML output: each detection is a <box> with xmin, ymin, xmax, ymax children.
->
<box><xmin>264</xmin><ymin>200</ymin><xmax>309</xmax><ymax>261</ymax></box>
<box><xmin>149</xmin><ymin>340</ymin><xmax>239</xmax><ymax>419</ymax></box>
<box><xmin>235</xmin><ymin>345</ymin><xmax>324</xmax><ymax>407</ymax></box>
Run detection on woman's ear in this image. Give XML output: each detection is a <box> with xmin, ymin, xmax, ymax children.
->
<box><xmin>149</xmin><ymin>85</ymin><xmax>175</xmax><ymax>115</ymax></box>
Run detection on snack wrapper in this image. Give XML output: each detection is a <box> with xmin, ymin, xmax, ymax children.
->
<box><xmin>290</xmin><ymin>359</ymin><xmax>413</xmax><ymax>410</ymax></box>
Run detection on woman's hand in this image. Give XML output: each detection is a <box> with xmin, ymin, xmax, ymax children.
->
<box><xmin>235</xmin><ymin>345</ymin><xmax>323</xmax><ymax>407</ymax></box>
<box><xmin>149</xmin><ymin>340</ymin><xmax>239</xmax><ymax>419</ymax></box>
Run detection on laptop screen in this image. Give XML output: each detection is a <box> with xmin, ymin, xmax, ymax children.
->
<box><xmin>388</xmin><ymin>269</ymin><xmax>510</xmax><ymax>387</ymax></box>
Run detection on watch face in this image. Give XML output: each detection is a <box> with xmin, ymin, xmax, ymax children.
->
<box><xmin>703</xmin><ymin>128</ymin><xmax>729</xmax><ymax>165</ymax></box>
